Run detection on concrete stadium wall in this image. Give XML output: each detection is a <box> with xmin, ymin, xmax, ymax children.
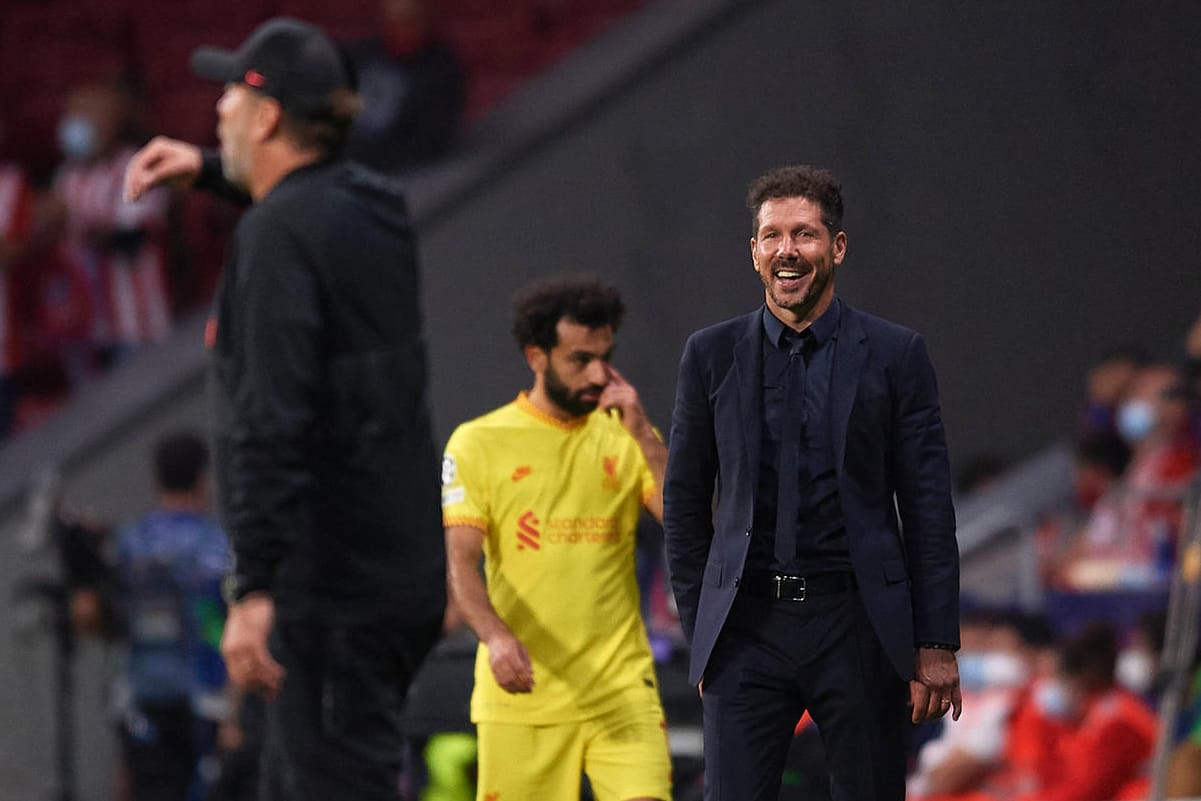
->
<box><xmin>419</xmin><ymin>0</ymin><xmax>1201</xmax><ymax>467</ymax></box>
<box><xmin>2</xmin><ymin>0</ymin><xmax>1200</xmax><ymax>796</ymax></box>
<box><xmin>0</xmin><ymin>356</ymin><xmax>209</xmax><ymax>800</ymax></box>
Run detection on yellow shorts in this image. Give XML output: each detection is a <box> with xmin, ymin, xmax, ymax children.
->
<box><xmin>475</xmin><ymin>701</ymin><xmax>672</xmax><ymax>801</ymax></box>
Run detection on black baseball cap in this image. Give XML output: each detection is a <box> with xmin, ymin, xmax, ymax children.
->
<box><xmin>191</xmin><ymin>17</ymin><xmax>353</xmax><ymax>119</ymax></box>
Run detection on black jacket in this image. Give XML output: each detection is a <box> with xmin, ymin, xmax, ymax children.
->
<box><xmin>201</xmin><ymin>155</ymin><xmax>445</xmax><ymax>624</ymax></box>
<box><xmin>665</xmin><ymin>304</ymin><xmax>958</xmax><ymax>684</ymax></box>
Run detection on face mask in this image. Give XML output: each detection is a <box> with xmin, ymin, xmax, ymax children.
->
<box><xmin>1117</xmin><ymin>400</ymin><xmax>1156</xmax><ymax>443</ymax></box>
<box><xmin>959</xmin><ymin>651</ymin><xmax>1028</xmax><ymax>691</ymax></box>
<box><xmin>1116</xmin><ymin>649</ymin><xmax>1155</xmax><ymax>694</ymax></box>
<box><xmin>1034</xmin><ymin>678</ymin><xmax>1076</xmax><ymax>720</ymax></box>
<box><xmin>57</xmin><ymin>115</ymin><xmax>97</xmax><ymax>161</ymax></box>
<box><xmin>958</xmin><ymin>653</ymin><xmax>988</xmax><ymax>691</ymax></box>
<box><xmin>982</xmin><ymin>652</ymin><xmax>1027</xmax><ymax>687</ymax></box>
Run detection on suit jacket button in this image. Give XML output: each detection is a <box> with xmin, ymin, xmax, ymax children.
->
<box><xmin>734</xmin><ymin>576</ymin><xmax>741</xmax><ymax>587</ymax></box>
<box><xmin>744</xmin><ymin>527</ymin><xmax>751</xmax><ymax>536</ymax></box>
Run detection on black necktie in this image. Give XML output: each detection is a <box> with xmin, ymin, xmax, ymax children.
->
<box><xmin>774</xmin><ymin>329</ymin><xmax>813</xmax><ymax>567</ymax></box>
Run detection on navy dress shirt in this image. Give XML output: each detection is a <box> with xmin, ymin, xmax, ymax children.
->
<box><xmin>749</xmin><ymin>299</ymin><xmax>852</xmax><ymax>574</ymax></box>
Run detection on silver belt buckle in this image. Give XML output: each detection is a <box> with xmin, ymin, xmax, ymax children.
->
<box><xmin>773</xmin><ymin>574</ymin><xmax>807</xmax><ymax>601</ymax></box>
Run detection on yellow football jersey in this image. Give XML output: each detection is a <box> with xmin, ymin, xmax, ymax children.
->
<box><xmin>442</xmin><ymin>392</ymin><xmax>660</xmax><ymax>724</ymax></box>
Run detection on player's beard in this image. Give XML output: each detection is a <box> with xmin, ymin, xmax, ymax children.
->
<box><xmin>544</xmin><ymin>361</ymin><xmax>602</xmax><ymax>419</ymax></box>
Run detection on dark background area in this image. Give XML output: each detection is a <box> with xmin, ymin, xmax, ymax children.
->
<box><xmin>420</xmin><ymin>0</ymin><xmax>1201</xmax><ymax>471</ymax></box>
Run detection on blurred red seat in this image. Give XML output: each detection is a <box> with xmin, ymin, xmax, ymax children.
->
<box><xmin>0</xmin><ymin>40</ymin><xmax>129</xmax><ymax>99</ymax></box>
<box><xmin>445</xmin><ymin>16</ymin><xmax>541</xmax><ymax>73</ymax></box>
<box><xmin>465</xmin><ymin>72</ymin><xmax>526</xmax><ymax>121</ymax></box>
<box><xmin>134</xmin><ymin>27</ymin><xmax>245</xmax><ymax>96</ymax></box>
<box><xmin>273</xmin><ymin>0</ymin><xmax>380</xmax><ymax>41</ymax></box>
<box><xmin>146</xmin><ymin>86</ymin><xmax>222</xmax><ymax>145</ymax></box>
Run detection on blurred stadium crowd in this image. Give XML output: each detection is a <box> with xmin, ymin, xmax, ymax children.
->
<box><xmin>7</xmin><ymin>2</ymin><xmax>1201</xmax><ymax>801</ymax></box>
<box><xmin>47</xmin><ymin>311</ymin><xmax>1201</xmax><ymax>801</ymax></box>
<box><xmin>0</xmin><ymin>0</ymin><xmax>644</xmax><ymax>439</ymax></box>
<box><xmin>899</xmin><ymin>321</ymin><xmax>1201</xmax><ymax>801</ymax></box>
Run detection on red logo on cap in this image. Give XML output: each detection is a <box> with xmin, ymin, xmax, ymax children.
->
<box><xmin>244</xmin><ymin>70</ymin><xmax>266</xmax><ymax>88</ymax></box>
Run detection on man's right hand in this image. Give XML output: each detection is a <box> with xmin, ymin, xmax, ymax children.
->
<box><xmin>124</xmin><ymin>136</ymin><xmax>203</xmax><ymax>201</ymax></box>
<box><xmin>221</xmin><ymin>593</ymin><xmax>286</xmax><ymax>699</ymax></box>
<box><xmin>486</xmin><ymin>631</ymin><xmax>535</xmax><ymax>693</ymax></box>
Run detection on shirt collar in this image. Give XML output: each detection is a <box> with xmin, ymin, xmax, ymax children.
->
<box><xmin>762</xmin><ymin>297</ymin><xmax>841</xmax><ymax>349</ymax></box>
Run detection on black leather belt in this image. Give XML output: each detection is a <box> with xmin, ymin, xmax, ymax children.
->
<box><xmin>740</xmin><ymin>571</ymin><xmax>854</xmax><ymax>601</ymax></box>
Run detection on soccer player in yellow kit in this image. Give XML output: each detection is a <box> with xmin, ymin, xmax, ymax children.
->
<box><xmin>443</xmin><ymin>277</ymin><xmax>672</xmax><ymax>801</ymax></box>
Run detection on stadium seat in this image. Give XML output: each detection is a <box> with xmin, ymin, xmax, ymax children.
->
<box><xmin>145</xmin><ymin>87</ymin><xmax>222</xmax><ymax>145</ymax></box>
<box><xmin>273</xmin><ymin>0</ymin><xmax>381</xmax><ymax>41</ymax></box>
<box><xmin>445</xmin><ymin>16</ymin><xmax>542</xmax><ymax>73</ymax></box>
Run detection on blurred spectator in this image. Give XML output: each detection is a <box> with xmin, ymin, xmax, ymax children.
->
<box><xmin>908</xmin><ymin>610</ymin><xmax>1030</xmax><ymax>800</ymax></box>
<box><xmin>1037</xmin><ymin>432</ymin><xmax>1131</xmax><ymax>585</ymax></box>
<box><xmin>114</xmin><ymin>431</ymin><xmax>232</xmax><ymax>801</ymax></box>
<box><xmin>1070</xmin><ymin>432</ymin><xmax>1133</xmax><ymax>514</ymax></box>
<box><xmin>0</xmin><ymin>118</ymin><xmax>36</xmax><ymax>437</ymax></box>
<box><xmin>908</xmin><ymin>611</ymin><xmax>1057</xmax><ymax>801</ymax></box>
<box><xmin>1115</xmin><ymin>610</ymin><xmax>1165</xmax><ymax>705</ymax></box>
<box><xmin>342</xmin><ymin>0</ymin><xmax>465</xmax><ymax>174</ymax></box>
<box><xmin>1057</xmin><ymin>364</ymin><xmax>1198</xmax><ymax>590</ymax></box>
<box><xmin>1009</xmin><ymin>623</ymin><xmax>1156</xmax><ymax>801</ymax></box>
<box><xmin>52</xmin><ymin>78</ymin><xmax>171</xmax><ymax>372</ymax></box>
<box><xmin>1079</xmin><ymin>345</ymin><xmax>1150</xmax><ymax>437</ymax></box>
<box><xmin>1183</xmin><ymin>311</ymin><xmax>1201</xmax><ymax>411</ymax></box>
<box><xmin>20</xmin><ymin>218</ymin><xmax>94</xmax><ymax>396</ymax></box>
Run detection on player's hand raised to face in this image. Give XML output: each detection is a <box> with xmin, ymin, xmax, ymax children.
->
<box><xmin>599</xmin><ymin>366</ymin><xmax>651</xmax><ymax>435</ymax></box>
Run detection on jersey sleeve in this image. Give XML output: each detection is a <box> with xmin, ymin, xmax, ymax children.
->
<box><xmin>442</xmin><ymin>426</ymin><xmax>490</xmax><ymax>532</ymax></box>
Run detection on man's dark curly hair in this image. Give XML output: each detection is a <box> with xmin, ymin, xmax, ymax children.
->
<box><xmin>1060</xmin><ymin>622</ymin><xmax>1117</xmax><ymax>687</ymax></box>
<box><xmin>154</xmin><ymin>430</ymin><xmax>209</xmax><ymax>492</ymax></box>
<box><xmin>511</xmin><ymin>276</ymin><xmax>625</xmax><ymax>351</ymax></box>
<box><xmin>746</xmin><ymin>164</ymin><xmax>844</xmax><ymax>235</ymax></box>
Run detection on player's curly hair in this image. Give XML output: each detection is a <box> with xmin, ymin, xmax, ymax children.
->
<box><xmin>511</xmin><ymin>276</ymin><xmax>625</xmax><ymax>351</ymax></box>
<box><xmin>746</xmin><ymin>164</ymin><xmax>844</xmax><ymax>235</ymax></box>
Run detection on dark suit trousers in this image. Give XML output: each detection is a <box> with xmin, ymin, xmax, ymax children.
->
<box><xmin>260</xmin><ymin>615</ymin><xmax>442</xmax><ymax>801</ymax></box>
<box><xmin>701</xmin><ymin>587</ymin><xmax>908</xmax><ymax>801</ymax></box>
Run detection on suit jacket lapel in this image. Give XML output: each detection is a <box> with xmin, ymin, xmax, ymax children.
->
<box><xmin>831</xmin><ymin>305</ymin><xmax>868</xmax><ymax>474</ymax></box>
<box><xmin>733</xmin><ymin>312</ymin><xmax>763</xmax><ymax>480</ymax></box>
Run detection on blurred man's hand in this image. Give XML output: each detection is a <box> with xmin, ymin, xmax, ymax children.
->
<box><xmin>221</xmin><ymin>593</ymin><xmax>286</xmax><ymax>698</ymax></box>
<box><xmin>124</xmin><ymin>136</ymin><xmax>202</xmax><ymax>201</ymax></box>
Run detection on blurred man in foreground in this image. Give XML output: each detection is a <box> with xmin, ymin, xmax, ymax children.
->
<box><xmin>124</xmin><ymin>17</ymin><xmax>445</xmax><ymax>801</ymax></box>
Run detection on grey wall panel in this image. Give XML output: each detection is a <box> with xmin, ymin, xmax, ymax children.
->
<box><xmin>0</xmin><ymin>381</ymin><xmax>210</xmax><ymax>800</ymax></box>
<box><xmin>422</xmin><ymin>0</ymin><xmax>1201</xmax><ymax>467</ymax></box>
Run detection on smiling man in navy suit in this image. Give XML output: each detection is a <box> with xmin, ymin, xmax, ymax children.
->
<box><xmin>663</xmin><ymin>165</ymin><xmax>962</xmax><ymax>801</ymax></box>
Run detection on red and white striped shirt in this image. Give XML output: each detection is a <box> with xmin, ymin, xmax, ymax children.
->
<box><xmin>0</xmin><ymin>164</ymin><xmax>34</xmax><ymax>373</ymax></box>
<box><xmin>55</xmin><ymin>146</ymin><xmax>171</xmax><ymax>347</ymax></box>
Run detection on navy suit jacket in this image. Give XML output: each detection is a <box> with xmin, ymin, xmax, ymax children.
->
<box><xmin>664</xmin><ymin>302</ymin><xmax>959</xmax><ymax>685</ymax></box>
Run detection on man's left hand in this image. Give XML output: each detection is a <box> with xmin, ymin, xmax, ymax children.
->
<box><xmin>221</xmin><ymin>593</ymin><xmax>286</xmax><ymax>699</ymax></box>
<box><xmin>909</xmin><ymin>647</ymin><xmax>962</xmax><ymax>723</ymax></box>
